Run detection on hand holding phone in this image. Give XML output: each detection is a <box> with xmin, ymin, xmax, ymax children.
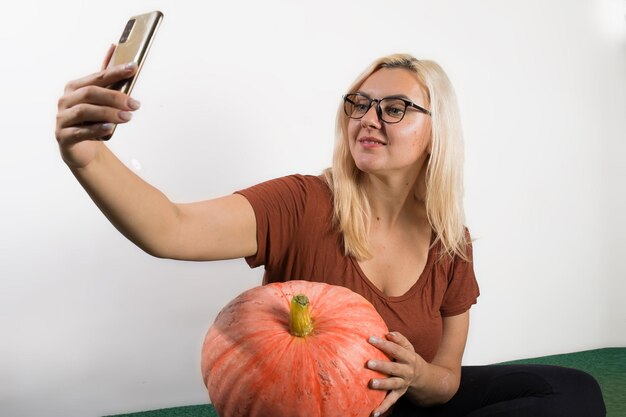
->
<box><xmin>103</xmin><ymin>10</ymin><xmax>163</xmax><ymax>139</ymax></box>
<box><xmin>55</xmin><ymin>11</ymin><xmax>163</xmax><ymax>168</ymax></box>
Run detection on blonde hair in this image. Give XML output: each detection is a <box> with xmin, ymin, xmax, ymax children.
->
<box><xmin>323</xmin><ymin>54</ymin><xmax>471</xmax><ymax>262</ymax></box>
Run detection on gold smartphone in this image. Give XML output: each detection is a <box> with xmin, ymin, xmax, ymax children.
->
<box><xmin>103</xmin><ymin>10</ymin><xmax>163</xmax><ymax>140</ymax></box>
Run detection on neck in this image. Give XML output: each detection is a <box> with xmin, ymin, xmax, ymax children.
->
<box><xmin>363</xmin><ymin>155</ymin><xmax>429</xmax><ymax>227</ymax></box>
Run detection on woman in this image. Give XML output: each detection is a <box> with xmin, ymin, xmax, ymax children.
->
<box><xmin>55</xmin><ymin>51</ymin><xmax>606</xmax><ymax>416</ymax></box>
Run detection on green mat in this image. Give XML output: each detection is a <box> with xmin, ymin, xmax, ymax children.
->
<box><xmin>106</xmin><ymin>347</ymin><xmax>625</xmax><ymax>417</ymax></box>
<box><xmin>105</xmin><ymin>405</ymin><xmax>217</xmax><ymax>417</ymax></box>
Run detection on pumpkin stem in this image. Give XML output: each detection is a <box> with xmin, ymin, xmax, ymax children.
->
<box><xmin>289</xmin><ymin>294</ymin><xmax>314</xmax><ymax>337</ymax></box>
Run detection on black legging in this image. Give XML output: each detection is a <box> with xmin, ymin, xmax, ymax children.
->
<box><xmin>390</xmin><ymin>364</ymin><xmax>606</xmax><ymax>417</ymax></box>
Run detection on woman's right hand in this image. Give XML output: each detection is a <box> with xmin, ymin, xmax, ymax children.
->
<box><xmin>55</xmin><ymin>45</ymin><xmax>142</xmax><ymax>169</ymax></box>
<box><xmin>54</xmin><ymin>47</ymin><xmax>258</xmax><ymax>262</ymax></box>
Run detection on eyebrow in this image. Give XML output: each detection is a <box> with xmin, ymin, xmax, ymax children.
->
<box><xmin>355</xmin><ymin>91</ymin><xmax>415</xmax><ymax>101</ymax></box>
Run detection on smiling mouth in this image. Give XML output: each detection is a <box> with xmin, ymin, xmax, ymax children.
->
<box><xmin>359</xmin><ymin>138</ymin><xmax>387</xmax><ymax>146</ymax></box>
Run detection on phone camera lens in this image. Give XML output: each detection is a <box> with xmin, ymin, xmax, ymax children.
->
<box><xmin>119</xmin><ymin>19</ymin><xmax>135</xmax><ymax>43</ymax></box>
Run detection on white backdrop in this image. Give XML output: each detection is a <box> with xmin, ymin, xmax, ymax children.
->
<box><xmin>1</xmin><ymin>1</ymin><xmax>625</xmax><ymax>416</ymax></box>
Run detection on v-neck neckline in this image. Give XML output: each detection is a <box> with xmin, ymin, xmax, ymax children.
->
<box><xmin>351</xmin><ymin>231</ymin><xmax>437</xmax><ymax>302</ymax></box>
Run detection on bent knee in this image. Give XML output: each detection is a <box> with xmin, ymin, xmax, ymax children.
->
<box><xmin>549</xmin><ymin>367</ymin><xmax>606</xmax><ymax>415</ymax></box>
<box><xmin>555</xmin><ymin>367</ymin><xmax>602</xmax><ymax>393</ymax></box>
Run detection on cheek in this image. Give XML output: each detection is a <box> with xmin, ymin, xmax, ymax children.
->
<box><xmin>407</xmin><ymin>124</ymin><xmax>431</xmax><ymax>150</ymax></box>
<box><xmin>347</xmin><ymin>120</ymin><xmax>360</xmax><ymax>141</ymax></box>
<box><xmin>391</xmin><ymin>125</ymin><xmax>422</xmax><ymax>147</ymax></box>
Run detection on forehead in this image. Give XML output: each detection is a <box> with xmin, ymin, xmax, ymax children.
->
<box><xmin>358</xmin><ymin>68</ymin><xmax>427</xmax><ymax>102</ymax></box>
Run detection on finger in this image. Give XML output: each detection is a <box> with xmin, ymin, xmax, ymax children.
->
<box><xmin>64</xmin><ymin>62</ymin><xmax>138</xmax><ymax>94</ymax></box>
<box><xmin>369</xmin><ymin>376</ymin><xmax>405</xmax><ymax>391</ymax></box>
<box><xmin>57</xmin><ymin>123</ymin><xmax>115</xmax><ymax>145</ymax></box>
<box><xmin>58</xmin><ymin>84</ymin><xmax>140</xmax><ymax>112</ymax></box>
<box><xmin>367</xmin><ymin>359</ymin><xmax>408</xmax><ymax>379</ymax></box>
<box><xmin>57</xmin><ymin>103</ymin><xmax>133</xmax><ymax>130</ymax></box>
<box><xmin>371</xmin><ymin>390</ymin><xmax>403</xmax><ymax>417</ymax></box>
<box><xmin>369</xmin><ymin>336</ymin><xmax>414</xmax><ymax>363</ymax></box>
<box><xmin>386</xmin><ymin>331</ymin><xmax>414</xmax><ymax>351</ymax></box>
<box><xmin>101</xmin><ymin>44</ymin><xmax>116</xmax><ymax>70</ymax></box>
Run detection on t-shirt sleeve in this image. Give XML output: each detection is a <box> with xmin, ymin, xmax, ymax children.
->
<box><xmin>235</xmin><ymin>175</ymin><xmax>308</xmax><ymax>270</ymax></box>
<box><xmin>440</xmin><ymin>228</ymin><xmax>480</xmax><ymax>317</ymax></box>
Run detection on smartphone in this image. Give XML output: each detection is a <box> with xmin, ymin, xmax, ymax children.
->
<box><xmin>103</xmin><ymin>10</ymin><xmax>163</xmax><ymax>140</ymax></box>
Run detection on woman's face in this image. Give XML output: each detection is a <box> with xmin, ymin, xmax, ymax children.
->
<box><xmin>347</xmin><ymin>68</ymin><xmax>432</xmax><ymax>180</ymax></box>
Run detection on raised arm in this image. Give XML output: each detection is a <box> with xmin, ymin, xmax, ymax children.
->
<box><xmin>55</xmin><ymin>50</ymin><xmax>257</xmax><ymax>261</ymax></box>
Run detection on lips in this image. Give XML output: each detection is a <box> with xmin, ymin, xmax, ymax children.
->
<box><xmin>358</xmin><ymin>136</ymin><xmax>387</xmax><ymax>145</ymax></box>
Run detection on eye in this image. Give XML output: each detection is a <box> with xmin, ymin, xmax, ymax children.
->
<box><xmin>385</xmin><ymin>106</ymin><xmax>405</xmax><ymax>117</ymax></box>
<box><xmin>351</xmin><ymin>97</ymin><xmax>371</xmax><ymax>113</ymax></box>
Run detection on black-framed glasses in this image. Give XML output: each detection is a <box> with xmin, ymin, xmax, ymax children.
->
<box><xmin>343</xmin><ymin>93</ymin><xmax>431</xmax><ymax>124</ymax></box>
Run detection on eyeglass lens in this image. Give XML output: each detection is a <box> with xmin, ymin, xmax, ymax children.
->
<box><xmin>344</xmin><ymin>94</ymin><xmax>409</xmax><ymax>123</ymax></box>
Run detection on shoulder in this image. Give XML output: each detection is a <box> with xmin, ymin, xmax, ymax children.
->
<box><xmin>236</xmin><ymin>174</ymin><xmax>331</xmax><ymax>206</ymax></box>
<box><xmin>433</xmin><ymin>225</ymin><xmax>473</xmax><ymax>257</ymax></box>
<box><xmin>249</xmin><ymin>174</ymin><xmax>327</xmax><ymax>190</ymax></box>
<box><xmin>285</xmin><ymin>174</ymin><xmax>330</xmax><ymax>190</ymax></box>
<box><xmin>262</xmin><ymin>174</ymin><xmax>330</xmax><ymax>197</ymax></box>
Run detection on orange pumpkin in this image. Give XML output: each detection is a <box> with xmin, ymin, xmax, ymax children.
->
<box><xmin>201</xmin><ymin>280</ymin><xmax>389</xmax><ymax>417</ymax></box>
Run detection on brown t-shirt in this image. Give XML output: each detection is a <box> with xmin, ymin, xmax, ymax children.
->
<box><xmin>236</xmin><ymin>174</ymin><xmax>479</xmax><ymax>363</ymax></box>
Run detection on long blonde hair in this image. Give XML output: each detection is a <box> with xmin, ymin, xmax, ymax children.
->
<box><xmin>323</xmin><ymin>54</ymin><xmax>470</xmax><ymax>262</ymax></box>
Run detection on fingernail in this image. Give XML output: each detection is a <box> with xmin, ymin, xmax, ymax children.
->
<box><xmin>119</xmin><ymin>111</ymin><xmax>133</xmax><ymax>122</ymax></box>
<box><xmin>371</xmin><ymin>379</ymin><xmax>379</xmax><ymax>388</ymax></box>
<box><xmin>101</xmin><ymin>123</ymin><xmax>114</xmax><ymax>131</ymax></box>
<box><xmin>127</xmin><ymin>98</ymin><xmax>141</xmax><ymax>110</ymax></box>
<box><xmin>369</xmin><ymin>336</ymin><xmax>379</xmax><ymax>344</ymax></box>
<box><xmin>124</xmin><ymin>62</ymin><xmax>137</xmax><ymax>71</ymax></box>
<box><xmin>374</xmin><ymin>412</ymin><xmax>380</xmax><ymax>417</ymax></box>
<box><xmin>368</xmin><ymin>360</ymin><xmax>377</xmax><ymax>369</ymax></box>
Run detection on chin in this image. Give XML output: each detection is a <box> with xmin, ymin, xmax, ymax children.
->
<box><xmin>352</xmin><ymin>157</ymin><xmax>378</xmax><ymax>174</ymax></box>
<box><xmin>350</xmin><ymin>151</ymin><xmax>379</xmax><ymax>172</ymax></box>
<box><xmin>354</xmin><ymin>163</ymin><xmax>385</xmax><ymax>178</ymax></box>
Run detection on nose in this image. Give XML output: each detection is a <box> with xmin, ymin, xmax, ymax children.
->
<box><xmin>360</xmin><ymin>101</ymin><xmax>381</xmax><ymax>129</ymax></box>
